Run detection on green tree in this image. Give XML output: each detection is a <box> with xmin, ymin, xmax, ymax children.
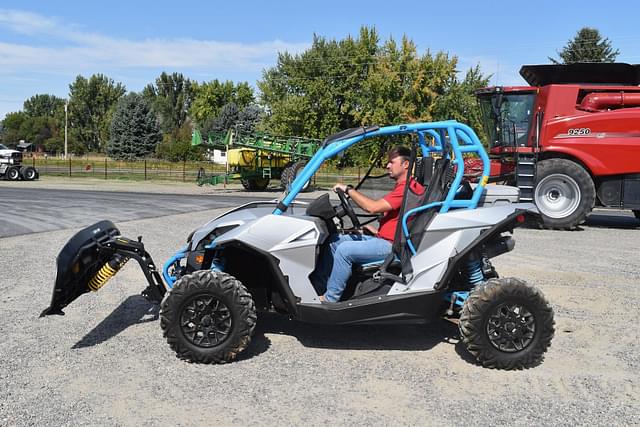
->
<box><xmin>0</xmin><ymin>111</ymin><xmax>27</xmax><ymax>145</ymax></box>
<box><xmin>69</xmin><ymin>74</ymin><xmax>126</xmax><ymax>153</ymax></box>
<box><xmin>550</xmin><ymin>27</ymin><xmax>620</xmax><ymax>64</ymax></box>
<box><xmin>258</xmin><ymin>26</ymin><xmax>489</xmax><ymax>165</ymax></box>
<box><xmin>142</xmin><ymin>72</ymin><xmax>194</xmax><ymax>133</ymax></box>
<box><xmin>190</xmin><ymin>80</ymin><xmax>254</xmax><ymax>125</ymax></box>
<box><xmin>155</xmin><ymin>122</ymin><xmax>202</xmax><ymax>161</ymax></box>
<box><xmin>107</xmin><ymin>93</ymin><xmax>161</xmax><ymax>160</ymax></box>
<box><xmin>23</xmin><ymin>94</ymin><xmax>65</xmax><ymax>118</ymax></box>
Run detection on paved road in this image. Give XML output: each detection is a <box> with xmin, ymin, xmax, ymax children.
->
<box><xmin>0</xmin><ymin>188</ymin><xmax>273</xmax><ymax>238</ymax></box>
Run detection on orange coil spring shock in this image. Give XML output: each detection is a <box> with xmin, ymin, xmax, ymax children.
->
<box><xmin>88</xmin><ymin>254</ymin><xmax>129</xmax><ymax>291</ymax></box>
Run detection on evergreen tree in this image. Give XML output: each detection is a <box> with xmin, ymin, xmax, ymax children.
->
<box><xmin>550</xmin><ymin>27</ymin><xmax>620</xmax><ymax>64</ymax></box>
<box><xmin>237</xmin><ymin>105</ymin><xmax>263</xmax><ymax>133</ymax></box>
<box><xmin>107</xmin><ymin>93</ymin><xmax>161</xmax><ymax>160</ymax></box>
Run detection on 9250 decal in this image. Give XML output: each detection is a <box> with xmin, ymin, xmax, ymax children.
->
<box><xmin>567</xmin><ymin>128</ymin><xmax>591</xmax><ymax>136</ymax></box>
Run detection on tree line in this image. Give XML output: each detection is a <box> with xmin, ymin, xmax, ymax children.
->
<box><xmin>0</xmin><ymin>26</ymin><xmax>619</xmax><ymax>165</ymax></box>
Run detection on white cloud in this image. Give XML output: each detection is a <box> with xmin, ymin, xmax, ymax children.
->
<box><xmin>0</xmin><ymin>9</ymin><xmax>309</xmax><ymax>73</ymax></box>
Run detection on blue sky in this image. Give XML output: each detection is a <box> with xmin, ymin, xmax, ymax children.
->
<box><xmin>1</xmin><ymin>0</ymin><xmax>639</xmax><ymax>118</ymax></box>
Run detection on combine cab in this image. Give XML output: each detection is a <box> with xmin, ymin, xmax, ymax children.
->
<box><xmin>474</xmin><ymin>63</ymin><xmax>640</xmax><ymax>228</ymax></box>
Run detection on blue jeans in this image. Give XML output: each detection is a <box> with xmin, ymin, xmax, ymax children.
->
<box><xmin>312</xmin><ymin>233</ymin><xmax>392</xmax><ymax>302</ymax></box>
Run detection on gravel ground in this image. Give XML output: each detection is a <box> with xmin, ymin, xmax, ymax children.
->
<box><xmin>1</xmin><ymin>180</ymin><xmax>639</xmax><ymax>426</ymax></box>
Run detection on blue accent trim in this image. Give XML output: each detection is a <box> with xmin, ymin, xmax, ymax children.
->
<box><xmin>445</xmin><ymin>291</ymin><xmax>469</xmax><ymax>307</ymax></box>
<box><xmin>402</xmin><ymin>201</ymin><xmax>444</xmax><ymax>255</ymax></box>
<box><xmin>162</xmin><ymin>246</ymin><xmax>187</xmax><ymax>288</ymax></box>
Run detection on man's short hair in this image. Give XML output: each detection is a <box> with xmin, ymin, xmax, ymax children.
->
<box><xmin>388</xmin><ymin>145</ymin><xmax>411</xmax><ymax>162</ymax></box>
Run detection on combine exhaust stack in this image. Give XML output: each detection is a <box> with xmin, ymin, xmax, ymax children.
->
<box><xmin>40</xmin><ymin>220</ymin><xmax>166</xmax><ymax>317</ymax></box>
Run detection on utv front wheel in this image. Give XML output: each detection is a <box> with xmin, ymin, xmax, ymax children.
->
<box><xmin>160</xmin><ymin>270</ymin><xmax>257</xmax><ymax>364</ymax></box>
<box><xmin>459</xmin><ymin>278</ymin><xmax>554</xmax><ymax>370</ymax></box>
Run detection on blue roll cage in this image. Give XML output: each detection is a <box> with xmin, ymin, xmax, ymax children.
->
<box><xmin>274</xmin><ymin>121</ymin><xmax>490</xmax><ymax>255</ymax></box>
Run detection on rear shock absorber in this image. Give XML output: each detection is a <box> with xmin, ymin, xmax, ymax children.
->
<box><xmin>465</xmin><ymin>256</ymin><xmax>485</xmax><ymax>287</ymax></box>
<box><xmin>88</xmin><ymin>254</ymin><xmax>129</xmax><ymax>291</ymax></box>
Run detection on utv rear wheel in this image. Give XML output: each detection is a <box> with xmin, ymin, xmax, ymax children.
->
<box><xmin>534</xmin><ymin>159</ymin><xmax>595</xmax><ymax>229</ymax></box>
<box><xmin>459</xmin><ymin>278</ymin><xmax>554</xmax><ymax>370</ymax></box>
<box><xmin>160</xmin><ymin>270</ymin><xmax>257</xmax><ymax>364</ymax></box>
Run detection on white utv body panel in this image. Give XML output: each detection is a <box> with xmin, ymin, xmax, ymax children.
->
<box><xmin>390</xmin><ymin>202</ymin><xmax>537</xmax><ymax>295</ymax></box>
<box><xmin>213</xmin><ymin>213</ymin><xmax>326</xmax><ymax>303</ymax></box>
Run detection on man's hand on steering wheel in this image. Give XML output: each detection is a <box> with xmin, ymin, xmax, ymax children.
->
<box><xmin>333</xmin><ymin>184</ymin><xmax>361</xmax><ymax>228</ymax></box>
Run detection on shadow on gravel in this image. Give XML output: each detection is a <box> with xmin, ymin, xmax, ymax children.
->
<box><xmin>520</xmin><ymin>213</ymin><xmax>639</xmax><ymax>231</ymax></box>
<box><xmin>249</xmin><ymin>312</ymin><xmax>461</xmax><ymax>353</ymax></box>
<box><xmin>584</xmin><ymin>213</ymin><xmax>639</xmax><ymax>230</ymax></box>
<box><xmin>72</xmin><ymin>295</ymin><xmax>159</xmax><ymax>349</ymax></box>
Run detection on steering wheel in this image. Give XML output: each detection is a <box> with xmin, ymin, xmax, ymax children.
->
<box><xmin>335</xmin><ymin>188</ymin><xmax>361</xmax><ymax>228</ymax></box>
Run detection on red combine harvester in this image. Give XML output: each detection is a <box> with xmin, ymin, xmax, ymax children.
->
<box><xmin>473</xmin><ymin>63</ymin><xmax>640</xmax><ymax>229</ymax></box>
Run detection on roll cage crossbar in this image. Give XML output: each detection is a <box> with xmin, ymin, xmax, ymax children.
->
<box><xmin>273</xmin><ymin>121</ymin><xmax>491</xmax><ymax>218</ymax></box>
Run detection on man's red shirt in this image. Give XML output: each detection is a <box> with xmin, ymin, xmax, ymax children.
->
<box><xmin>377</xmin><ymin>178</ymin><xmax>425</xmax><ymax>242</ymax></box>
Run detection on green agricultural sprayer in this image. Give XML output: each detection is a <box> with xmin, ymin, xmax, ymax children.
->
<box><xmin>192</xmin><ymin>128</ymin><xmax>320</xmax><ymax>191</ymax></box>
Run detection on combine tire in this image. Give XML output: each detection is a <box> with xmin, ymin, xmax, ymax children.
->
<box><xmin>459</xmin><ymin>278</ymin><xmax>555</xmax><ymax>370</ymax></box>
<box><xmin>534</xmin><ymin>159</ymin><xmax>595</xmax><ymax>229</ymax></box>
<box><xmin>160</xmin><ymin>270</ymin><xmax>257</xmax><ymax>364</ymax></box>
<box><xmin>6</xmin><ymin>166</ymin><xmax>20</xmax><ymax>181</ymax></box>
<box><xmin>21</xmin><ymin>166</ymin><xmax>37</xmax><ymax>181</ymax></box>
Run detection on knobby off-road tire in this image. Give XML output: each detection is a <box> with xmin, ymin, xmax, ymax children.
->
<box><xmin>160</xmin><ymin>270</ymin><xmax>257</xmax><ymax>364</ymax></box>
<box><xmin>534</xmin><ymin>159</ymin><xmax>595</xmax><ymax>229</ymax></box>
<box><xmin>459</xmin><ymin>278</ymin><xmax>555</xmax><ymax>370</ymax></box>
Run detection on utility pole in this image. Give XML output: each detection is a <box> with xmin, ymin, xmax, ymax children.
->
<box><xmin>64</xmin><ymin>100</ymin><xmax>68</xmax><ymax>160</ymax></box>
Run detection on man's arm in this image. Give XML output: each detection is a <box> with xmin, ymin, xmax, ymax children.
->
<box><xmin>333</xmin><ymin>183</ymin><xmax>392</xmax><ymax>214</ymax></box>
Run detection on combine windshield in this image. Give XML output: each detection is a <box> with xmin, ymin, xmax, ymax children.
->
<box><xmin>478</xmin><ymin>92</ymin><xmax>535</xmax><ymax>148</ymax></box>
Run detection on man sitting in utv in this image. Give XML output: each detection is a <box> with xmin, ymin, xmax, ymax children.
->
<box><xmin>315</xmin><ymin>145</ymin><xmax>424</xmax><ymax>302</ymax></box>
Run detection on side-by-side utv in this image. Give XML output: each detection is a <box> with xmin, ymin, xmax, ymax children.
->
<box><xmin>42</xmin><ymin>121</ymin><xmax>554</xmax><ymax>370</ymax></box>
